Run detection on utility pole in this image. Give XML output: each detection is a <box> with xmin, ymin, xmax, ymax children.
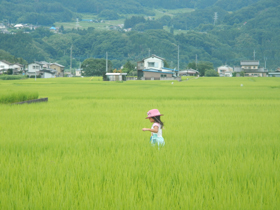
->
<box><xmin>264</xmin><ymin>57</ymin><xmax>267</xmax><ymax>69</ymax></box>
<box><xmin>148</xmin><ymin>48</ymin><xmax>150</xmax><ymax>57</ymax></box>
<box><xmin>177</xmin><ymin>45</ymin><xmax>180</xmax><ymax>76</ymax></box>
<box><xmin>196</xmin><ymin>54</ymin><xmax>198</xmax><ymax>70</ymax></box>
<box><xmin>76</xmin><ymin>18</ymin><xmax>79</xmax><ymax>29</ymax></box>
<box><xmin>106</xmin><ymin>52</ymin><xmax>108</xmax><ymax>73</ymax></box>
<box><xmin>214</xmin><ymin>12</ymin><xmax>218</xmax><ymax>25</ymax></box>
<box><xmin>70</xmin><ymin>45</ymin><xmax>73</xmax><ymax>75</ymax></box>
<box><xmin>253</xmin><ymin>50</ymin><xmax>256</xmax><ymax>60</ymax></box>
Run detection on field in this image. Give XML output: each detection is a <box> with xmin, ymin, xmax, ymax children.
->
<box><xmin>0</xmin><ymin>77</ymin><xmax>279</xmax><ymax>209</ymax></box>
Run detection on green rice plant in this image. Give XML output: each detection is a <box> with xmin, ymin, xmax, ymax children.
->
<box><xmin>0</xmin><ymin>75</ymin><xmax>27</xmax><ymax>80</ymax></box>
<box><xmin>0</xmin><ymin>92</ymin><xmax>39</xmax><ymax>104</ymax></box>
<box><xmin>0</xmin><ymin>77</ymin><xmax>279</xmax><ymax>209</ymax></box>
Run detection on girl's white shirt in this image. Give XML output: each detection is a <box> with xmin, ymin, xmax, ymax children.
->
<box><xmin>151</xmin><ymin>122</ymin><xmax>162</xmax><ymax>137</ymax></box>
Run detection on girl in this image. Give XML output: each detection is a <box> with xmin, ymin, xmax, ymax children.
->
<box><xmin>142</xmin><ymin>109</ymin><xmax>165</xmax><ymax>146</ymax></box>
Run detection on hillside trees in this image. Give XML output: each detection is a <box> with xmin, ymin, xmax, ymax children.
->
<box><xmin>0</xmin><ymin>50</ymin><xmax>27</xmax><ymax>64</ymax></box>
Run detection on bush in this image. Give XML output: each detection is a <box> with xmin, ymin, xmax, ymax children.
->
<box><xmin>0</xmin><ymin>92</ymin><xmax>39</xmax><ymax>104</ymax></box>
<box><xmin>0</xmin><ymin>75</ymin><xmax>27</xmax><ymax>80</ymax></box>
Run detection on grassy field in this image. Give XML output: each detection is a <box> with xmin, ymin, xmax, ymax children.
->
<box><xmin>0</xmin><ymin>77</ymin><xmax>279</xmax><ymax>209</ymax></box>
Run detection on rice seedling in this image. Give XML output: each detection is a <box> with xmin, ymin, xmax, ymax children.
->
<box><xmin>0</xmin><ymin>77</ymin><xmax>279</xmax><ymax>209</ymax></box>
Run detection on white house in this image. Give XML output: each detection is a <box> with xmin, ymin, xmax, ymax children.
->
<box><xmin>27</xmin><ymin>63</ymin><xmax>43</xmax><ymax>76</ymax></box>
<box><xmin>0</xmin><ymin>60</ymin><xmax>12</xmax><ymax>73</ymax></box>
<box><xmin>137</xmin><ymin>54</ymin><xmax>179</xmax><ymax>80</ymax></box>
<box><xmin>0</xmin><ymin>60</ymin><xmax>25</xmax><ymax>74</ymax></box>
<box><xmin>217</xmin><ymin>65</ymin><xmax>233</xmax><ymax>77</ymax></box>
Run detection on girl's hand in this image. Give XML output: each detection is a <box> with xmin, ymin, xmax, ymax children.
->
<box><xmin>142</xmin><ymin>128</ymin><xmax>149</xmax><ymax>131</ymax></box>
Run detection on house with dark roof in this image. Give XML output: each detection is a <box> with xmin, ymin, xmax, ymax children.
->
<box><xmin>268</xmin><ymin>69</ymin><xmax>280</xmax><ymax>77</ymax></box>
<box><xmin>137</xmin><ymin>54</ymin><xmax>179</xmax><ymax>80</ymax></box>
<box><xmin>233</xmin><ymin>60</ymin><xmax>268</xmax><ymax>77</ymax></box>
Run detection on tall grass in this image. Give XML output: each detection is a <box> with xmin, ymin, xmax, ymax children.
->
<box><xmin>0</xmin><ymin>77</ymin><xmax>279</xmax><ymax>209</ymax></box>
<box><xmin>0</xmin><ymin>92</ymin><xmax>39</xmax><ymax>103</ymax></box>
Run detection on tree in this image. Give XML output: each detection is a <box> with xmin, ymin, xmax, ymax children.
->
<box><xmin>188</xmin><ymin>61</ymin><xmax>214</xmax><ymax>76</ymax></box>
<box><xmin>98</xmin><ymin>10</ymin><xmax>120</xmax><ymax>20</ymax></box>
<box><xmin>122</xmin><ymin>61</ymin><xmax>135</xmax><ymax>74</ymax></box>
<box><xmin>81</xmin><ymin>58</ymin><xmax>112</xmax><ymax>76</ymax></box>
<box><xmin>205</xmin><ymin>69</ymin><xmax>219</xmax><ymax>77</ymax></box>
<box><xmin>164</xmin><ymin>60</ymin><xmax>170</xmax><ymax>68</ymax></box>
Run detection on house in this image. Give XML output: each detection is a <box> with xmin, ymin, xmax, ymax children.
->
<box><xmin>0</xmin><ymin>60</ymin><xmax>12</xmax><ymax>74</ymax></box>
<box><xmin>36</xmin><ymin>61</ymin><xmax>51</xmax><ymax>69</ymax></box>
<box><xmin>50</xmin><ymin>63</ymin><xmax>65</xmax><ymax>77</ymax></box>
<box><xmin>217</xmin><ymin>65</ymin><xmax>233</xmax><ymax>77</ymax></box>
<box><xmin>14</xmin><ymin>24</ymin><xmax>24</xmax><ymax>29</ymax></box>
<box><xmin>268</xmin><ymin>69</ymin><xmax>280</xmax><ymax>77</ymax></box>
<box><xmin>234</xmin><ymin>60</ymin><xmax>268</xmax><ymax>77</ymax></box>
<box><xmin>179</xmin><ymin>69</ymin><xmax>200</xmax><ymax>76</ymax></box>
<box><xmin>11</xmin><ymin>63</ymin><xmax>24</xmax><ymax>74</ymax></box>
<box><xmin>105</xmin><ymin>73</ymin><xmax>127</xmax><ymax>81</ymax></box>
<box><xmin>0</xmin><ymin>60</ymin><xmax>25</xmax><ymax>74</ymax></box>
<box><xmin>27</xmin><ymin>62</ymin><xmax>43</xmax><ymax>76</ymax></box>
<box><xmin>40</xmin><ymin>68</ymin><xmax>57</xmax><ymax>78</ymax></box>
<box><xmin>137</xmin><ymin>54</ymin><xmax>179</xmax><ymax>80</ymax></box>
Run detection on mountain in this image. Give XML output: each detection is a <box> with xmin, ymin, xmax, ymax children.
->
<box><xmin>0</xmin><ymin>0</ymin><xmax>279</xmax><ymax>70</ymax></box>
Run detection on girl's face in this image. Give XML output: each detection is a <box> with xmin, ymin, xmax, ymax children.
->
<box><xmin>149</xmin><ymin>118</ymin><xmax>155</xmax><ymax>123</ymax></box>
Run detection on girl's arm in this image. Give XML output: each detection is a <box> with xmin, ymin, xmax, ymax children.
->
<box><xmin>142</xmin><ymin>126</ymin><xmax>158</xmax><ymax>133</ymax></box>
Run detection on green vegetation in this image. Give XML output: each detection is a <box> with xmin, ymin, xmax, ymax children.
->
<box><xmin>205</xmin><ymin>69</ymin><xmax>219</xmax><ymax>77</ymax></box>
<box><xmin>0</xmin><ymin>77</ymin><xmax>279</xmax><ymax>209</ymax></box>
<box><xmin>0</xmin><ymin>91</ymin><xmax>38</xmax><ymax>103</ymax></box>
<box><xmin>0</xmin><ymin>75</ymin><xmax>27</xmax><ymax>80</ymax></box>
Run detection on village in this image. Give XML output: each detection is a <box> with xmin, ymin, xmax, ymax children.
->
<box><xmin>1</xmin><ymin>54</ymin><xmax>280</xmax><ymax>81</ymax></box>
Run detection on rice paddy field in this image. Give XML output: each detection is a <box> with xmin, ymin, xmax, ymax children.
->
<box><xmin>0</xmin><ymin>77</ymin><xmax>279</xmax><ymax>209</ymax></box>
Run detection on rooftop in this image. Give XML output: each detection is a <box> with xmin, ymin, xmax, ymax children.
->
<box><xmin>143</xmin><ymin>69</ymin><xmax>173</xmax><ymax>74</ymax></box>
<box><xmin>240</xmin><ymin>60</ymin><xmax>260</xmax><ymax>66</ymax></box>
<box><xmin>141</xmin><ymin>54</ymin><xmax>165</xmax><ymax>62</ymax></box>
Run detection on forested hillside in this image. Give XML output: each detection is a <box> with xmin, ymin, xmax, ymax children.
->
<box><xmin>0</xmin><ymin>0</ymin><xmax>279</xmax><ymax>71</ymax></box>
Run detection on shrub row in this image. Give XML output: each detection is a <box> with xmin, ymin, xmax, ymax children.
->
<box><xmin>0</xmin><ymin>75</ymin><xmax>27</xmax><ymax>80</ymax></box>
<box><xmin>0</xmin><ymin>92</ymin><xmax>39</xmax><ymax>104</ymax></box>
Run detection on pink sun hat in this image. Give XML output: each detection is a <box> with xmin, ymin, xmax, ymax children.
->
<box><xmin>146</xmin><ymin>109</ymin><xmax>164</xmax><ymax>119</ymax></box>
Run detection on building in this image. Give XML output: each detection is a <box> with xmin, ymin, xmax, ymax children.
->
<box><xmin>40</xmin><ymin>68</ymin><xmax>57</xmax><ymax>78</ymax></box>
<box><xmin>179</xmin><ymin>69</ymin><xmax>200</xmax><ymax>76</ymax></box>
<box><xmin>27</xmin><ymin>63</ymin><xmax>43</xmax><ymax>77</ymax></box>
<box><xmin>217</xmin><ymin>65</ymin><xmax>233</xmax><ymax>77</ymax></box>
<box><xmin>234</xmin><ymin>60</ymin><xmax>268</xmax><ymax>77</ymax></box>
<box><xmin>268</xmin><ymin>69</ymin><xmax>280</xmax><ymax>77</ymax></box>
<box><xmin>75</xmin><ymin>68</ymin><xmax>83</xmax><ymax>77</ymax></box>
<box><xmin>105</xmin><ymin>73</ymin><xmax>127</xmax><ymax>81</ymax></box>
<box><xmin>50</xmin><ymin>63</ymin><xmax>65</xmax><ymax>77</ymax></box>
<box><xmin>0</xmin><ymin>60</ymin><xmax>12</xmax><ymax>74</ymax></box>
<box><xmin>14</xmin><ymin>24</ymin><xmax>24</xmax><ymax>29</ymax></box>
<box><xmin>0</xmin><ymin>60</ymin><xmax>24</xmax><ymax>74</ymax></box>
<box><xmin>137</xmin><ymin>54</ymin><xmax>179</xmax><ymax>80</ymax></box>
